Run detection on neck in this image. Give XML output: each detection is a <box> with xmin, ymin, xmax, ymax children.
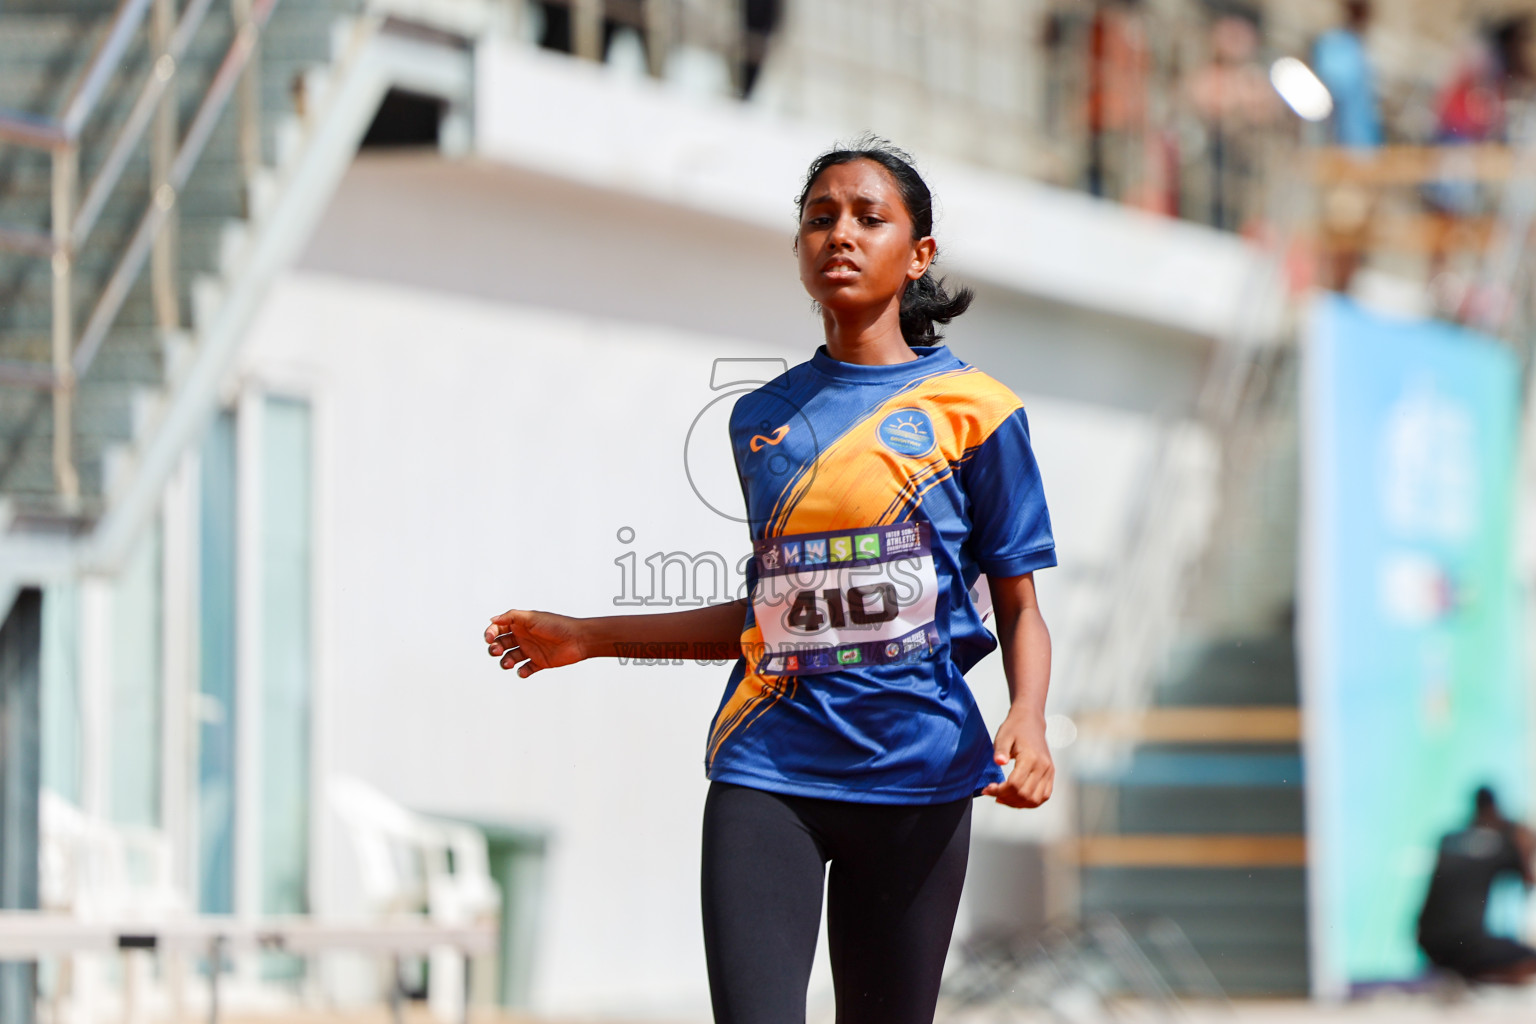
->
<box><xmin>821</xmin><ymin>295</ymin><xmax>917</xmax><ymax>365</ymax></box>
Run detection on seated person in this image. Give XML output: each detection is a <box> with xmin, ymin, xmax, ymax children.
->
<box><xmin>1418</xmin><ymin>786</ymin><xmax>1536</xmax><ymax>983</ymax></box>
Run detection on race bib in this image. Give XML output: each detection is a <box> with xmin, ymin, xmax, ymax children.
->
<box><xmin>750</xmin><ymin>521</ymin><xmax>940</xmax><ymax>676</ymax></box>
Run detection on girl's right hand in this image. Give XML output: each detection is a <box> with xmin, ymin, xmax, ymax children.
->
<box><xmin>485</xmin><ymin>609</ymin><xmax>588</xmax><ymax>677</ymax></box>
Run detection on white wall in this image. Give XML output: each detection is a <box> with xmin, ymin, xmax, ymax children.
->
<box><xmin>244</xmin><ymin>272</ymin><xmax>762</xmax><ymax>1015</ymax></box>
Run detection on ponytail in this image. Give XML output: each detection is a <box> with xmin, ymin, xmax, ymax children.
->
<box><xmin>899</xmin><ymin>271</ymin><xmax>973</xmax><ymax>347</ymax></box>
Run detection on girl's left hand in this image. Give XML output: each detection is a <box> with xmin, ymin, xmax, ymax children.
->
<box><xmin>982</xmin><ymin>711</ymin><xmax>1054</xmax><ymax>809</ymax></box>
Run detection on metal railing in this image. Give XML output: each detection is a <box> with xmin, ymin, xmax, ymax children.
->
<box><xmin>0</xmin><ymin>0</ymin><xmax>277</xmax><ymax>505</ymax></box>
<box><xmin>939</xmin><ymin>914</ymin><xmax>1227</xmax><ymax>1021</ymax></box>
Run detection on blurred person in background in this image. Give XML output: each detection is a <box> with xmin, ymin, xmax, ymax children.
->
<box><xmin>1431</xmin><ymin>20</ymin><xmax>1528</xmax><ymax>146</ymax></box>
<box><xmin>1085</xmin><ymin>0</ymin><xmax>1150</xmax><ymax>202</ymax></box>
<box><xmin>483</xmin><ymin>138</ymin><xmax>1057</xmax><ymax>1024</ymax></box>
<box><xmin>1312</xmin><ymin>0</ymin><xmax>1382</xmax><ymax>149</ymax></box>
<box><xmin>1185</xmin><ymin>7</ymin><xmax>1283</xmax><ymax>231</ymax></box>
<box><xmin>1424</xmin><ymin>16</ymin><xmax>1536</xmax><ymax>159</ymax></box>
<box><xmin>1311</xmin><ymin>0</ymin><xmax>1382</xmax><ymax>293</ymax></box>
<box><xmin>1422</xmin><ymin>15</ymin><xmax>1534</xmax><ymax>299</ymax></box>
<box><xmin>741</xmin><ymin>0</ymin><xmax>784</xmax><ymax>97</ymax></box>
<box><xmin>1417</xmin><ymin>786</ymin><xmax>1536</xmax><ymax>984</ymax></box>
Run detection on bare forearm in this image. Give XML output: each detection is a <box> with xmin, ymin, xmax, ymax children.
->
<box><xmin>996</xmin><ymin>605</ymin><xmax>1051</xmax><ymax>722</ymax></box>
<box><xmin>579</xmin><ymin>598</ymin><xmax>748</xmax><ymax>660</ymax></box>
<box><xmin>982</xmin><ymin>571</ymin><xmax>1055</xmax><ymax>808</ymax></box>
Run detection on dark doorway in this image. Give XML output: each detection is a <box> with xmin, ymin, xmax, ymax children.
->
<box><xmin>361</xmin><ymin>89</ymin><xmax>446</xmax><ymax>149</ymax></box>
<box><xmin>0</xmin><ymin>587</ymin><xmax>41</xmax><ymax>1024</ymax></box>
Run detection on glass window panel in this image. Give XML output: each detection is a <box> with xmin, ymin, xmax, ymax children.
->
<box><xmin>109</xmin><ymin>521</ymin><xmax>162</xmax><ymax>828</ymax></box>
<box><xmin>40</xmin><ymin>584</ymin><xmax>81</xmax><ymax>806</ymax></box>
<box><xmin>260</xmin><ymin>397</ymin><xmax>312</xmax><ymax>918</ymax></box>
<box><xmin>198</xmin><ymin>410</ymin><xmax>238</xmax><ymax>914</ymax></box>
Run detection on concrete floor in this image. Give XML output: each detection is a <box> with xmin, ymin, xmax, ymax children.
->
<box><xmin>214</xmin><ymin>990</ymin><xmax>1536</xmax><ymax>1024</ymax></box>
<box><xmin>940</xmin><ymin>992</ymin><xmax>1536</xmax><ymax>1024</ymax></box>
<box><xmin>221</xmin><ymin>1016</ymin><xmax>700</xmax><ymax>1024</ymax></box>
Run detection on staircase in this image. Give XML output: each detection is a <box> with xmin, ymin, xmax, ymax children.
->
<box><xmin>1075</xmin><ymin>636</ymin><xmax>1307</xmax><ymax>995</ymax></box>
<box><xmin>1072</xmin><ymin>351</ymin><xmax>1308</xmax><ymax>996</ymax></box>
<box><xmin>0</xmin><ymin>0</ymin><xmax>473</xmax><ymax>594</ymax></box>
<box><xmin>0</xmin><ymin>0</ymin><xmax>361</xmax><ymax>505</ymax></box>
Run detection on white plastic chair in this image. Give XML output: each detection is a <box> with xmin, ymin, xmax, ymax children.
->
<box><xmin>38</xmin><ymin>789</ymin><xmax>188</xmax><ymax>1023</ymax></box>
<box><xmin>328</xmin><ymin>776</ymin><xmax>500</xmax><ymax>1021</ymax></box>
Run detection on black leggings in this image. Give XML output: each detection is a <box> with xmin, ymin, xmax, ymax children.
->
<box><xmin>701</xmin><ymin>780</ymin><xmax>972</xmax><ymax>1024</ymax></box>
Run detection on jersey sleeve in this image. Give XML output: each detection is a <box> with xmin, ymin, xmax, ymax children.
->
<box><xmin>959</xmin><ymin>406</ymin><xmax>1057</xmax><ymax>577</ymax></box>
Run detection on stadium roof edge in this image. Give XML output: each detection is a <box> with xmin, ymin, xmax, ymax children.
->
<box><xmin>474</xmin><ymin>40</ymin><xmax>1284</xmax><ymax>344</ymax></box>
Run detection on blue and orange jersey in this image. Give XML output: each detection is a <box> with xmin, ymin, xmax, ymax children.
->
<box><xmin>705</xmin><ymin>344</ymin><xmax>1056</xmax><ymax>804</ymax></box>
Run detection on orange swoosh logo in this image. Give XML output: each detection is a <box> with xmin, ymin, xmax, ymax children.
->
<box><xmin>749</xmin><ymin>425</ymin><xmax>790</xmax><ymax>451</ymax></box>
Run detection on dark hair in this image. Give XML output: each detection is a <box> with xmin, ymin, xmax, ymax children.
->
<box><xmin>1475</xmin><ymin>786</ymin><xmax>1499</xmax><ymax>814</ymax></box>
<box><xmin>1494</xmin><ymin>16</ymin><xmax>1531</xmax><ymax>80</ymax></box>
<box><xmin>795</xmin><ymin>136</ymin><xmax>974</xmax><ymax>348</ymax></box>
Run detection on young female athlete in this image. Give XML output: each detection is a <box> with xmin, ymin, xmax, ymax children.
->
<box><xmin>484</xmin><ymin>138</ymin><xmax>1055</xmax><ymax>1024</ymax></box>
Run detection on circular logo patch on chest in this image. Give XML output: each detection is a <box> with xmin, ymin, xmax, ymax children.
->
<box><xmin>877</xmin><ymin>408</ymin><xmax>936</xmax><ymax>457</ymax></box>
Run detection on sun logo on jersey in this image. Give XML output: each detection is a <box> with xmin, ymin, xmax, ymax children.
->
<box><xmin>877</xmin><ymin>409</ymin><xmax>936</xmax><ymax>457</ymax></box>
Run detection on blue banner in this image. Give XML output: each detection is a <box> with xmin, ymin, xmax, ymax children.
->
<box><xmin>1302</xmin><ymin>295</ymin><xmax>1526</xmax><ymax>994</ymax></box>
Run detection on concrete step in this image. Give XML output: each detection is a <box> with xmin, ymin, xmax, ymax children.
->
<box><xmin>0</xmin><ymin>375</ymin><xmax>140</xmax><ymax>428</ymax></box>
<box><xmin>0</xmin><ymin>6</ymin><xmax>349</xmax><ymax>53</ymax></box>
<box><xmin>0</xmin><ymin>8</ymin><xmax>351</xmax><ymax>177</ymax></box>
<box><xmin>0</xmin><ymin>93</ymin><xmax>314</xmax><ymax>197</ymax></box>
<box><xmin>0</xmin><ymin>16</ymin><xmax>316</xmax><ymax>91</ymax></box>
<box><xmin>0</xmin><ymin>7</ymin><xmax>352</xmax><ymax>80</ymax></box>
<box><xmin>0</xmin><ymin>431</ymin><xmax>122</xmax><ymax>499</ymax></box>
<box><xmin>0</xmin><ymin>81</ymin><xmax>328</xmax><ymax>143</ymax></box>
<box><xmin>1</xmin><ymin>228</ymin><xmax>229</xmax><ymax>274</ymax></box>
<box><xmin>0</xmin><ymin>402</ymin><xmax>174</xmax><ymax>505</ymax></box>
<box><xmin>0</xmin><ymin>240</ymin><xmax>225</xmax><ymax>334</ymax></box>
<box><xmin>2</xmin><ymin>301</ymin><xmax>166</xmax><ymax>335</ymax></box>
<box><xmin>1085</xmin><ymin>865</ymin><xmax>1308</xmax><ymax>910</ymax></box>
<box><xmin>0</xmin><ymin>258</ymin><xmax>230</xmax><ymax>332</ymax></box>
<box><xmin>1075</xmin><ymin>746</ymin><xmax>1303</xmax><ymax>789</ymax></box>
<box><xmin>1081</xmin><ymin>866</ymin><xmax>1308</xmax><ymax>996</ymax></box>
<box><xmin>0</xmin><ymin>54</ymin><xmax>341</xmax><ymax>122</ymax></box>
<box><xmin>0</xmin><ymin>327</ymin><xmax>164</xmax><ymax>362</ymax></box>
<box><xmin>0</xmin><ymin>215</ymin><xmax>231</xmax><ymax>271</ymax></box>
<box><xmin>0</xmin><ymin>149</ymin><xmax>247</xmax><ymax>206</ymax></box>
<box><xmin>1074</xmin><ymin>834</ymin><xmax>1305</xmax><ymax>868</ymax></box>
<box><xmin>1075</xmin><ymin>706</ymin><xmax>1301</xmax><ymax>744</ymax></box>
<box><xmin>0</xmin><ymin>151</ymin><xmax>246</xmax><ymax>196</ymax></box>
<box><xmin>1080</xmin><ymin>783</ymin><xmax>1306</xmax><ymax>835</ymax></box>
<box><xmin>1</xmin><ymin>1</ymin><xmax>128</xmax><ymax>12</ymax></box>
<box><xmin>1156</xmin><ymin>634</ymin><xmax>1298</xmax><ymax>707</ymax></box>
<box><xmin>0</xmin><ymin>144</ymin><xmax>245</xmax><ymax>247</ymax></box>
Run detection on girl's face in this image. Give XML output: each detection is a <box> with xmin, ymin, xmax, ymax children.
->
<box><xmin>796</xmin><ymin>160</ymin><xmax>935</xmax><ymax>317</ymax></box>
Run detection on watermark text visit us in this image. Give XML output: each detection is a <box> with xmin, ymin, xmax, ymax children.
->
<box><xmin>612</xmin><ymin>526</ymin><xmax>929</xmax><ymax>666</ymax></box>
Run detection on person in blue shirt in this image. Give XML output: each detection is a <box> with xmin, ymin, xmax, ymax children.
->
<box><xmin>484</xmin><ymin>137</ymin><xmax>1056</xmax><ymax>1024</ymax></box>
<box><xmin>1313</xmin><ymin>0</ymin><xmax>1383</xmax><ymax>149</ymax></box>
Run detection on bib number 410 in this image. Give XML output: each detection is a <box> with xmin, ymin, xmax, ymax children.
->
<box><xmin>784</xmin><ymin>583</ymin><xmax>900</xmax><ymax>633</ymax></box>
